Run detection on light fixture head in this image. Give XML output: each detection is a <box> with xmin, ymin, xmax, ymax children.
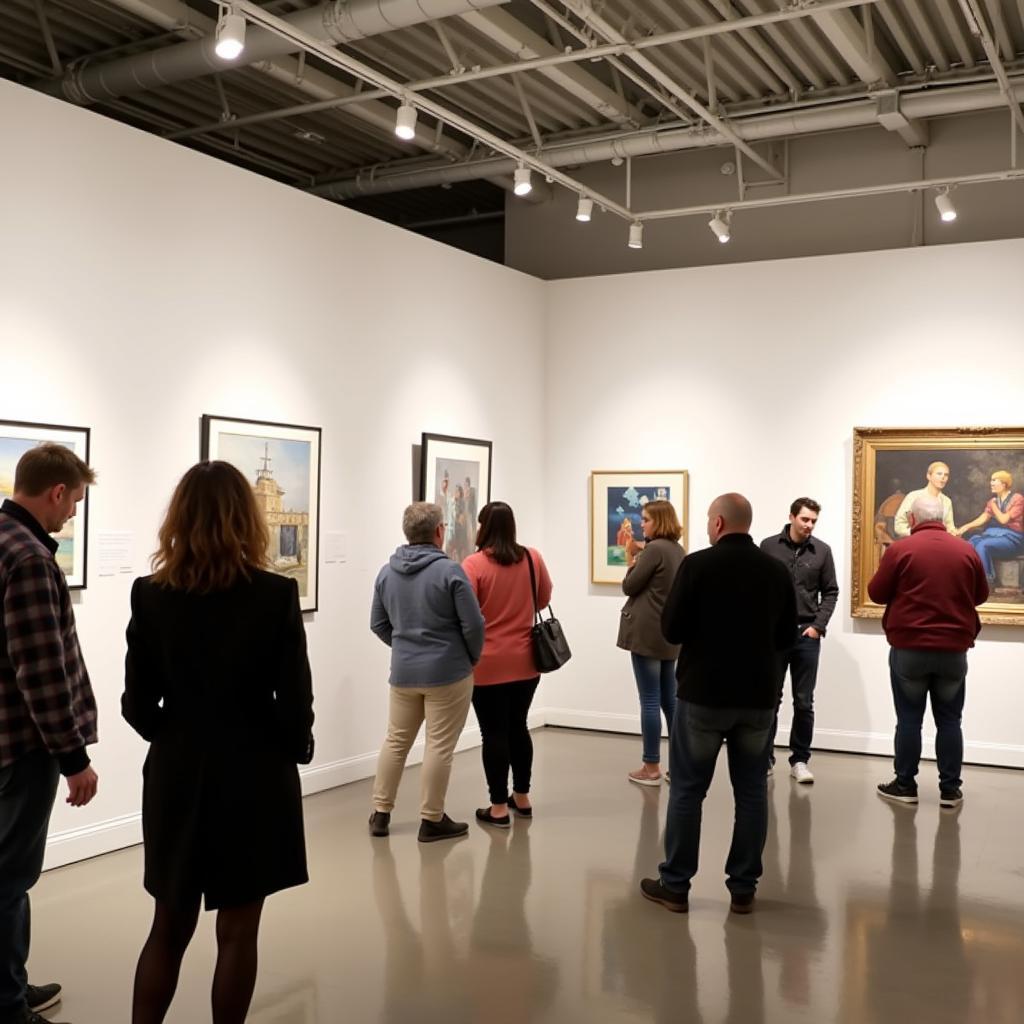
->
<box><xmin>395</xmin><ymin>103</ymin><xmax>417</xmax><ymax>141</ymax></box>
<box><xmin>576</xmin><ymin>196</ymin><xmax>593</xmax><ymax>222</ymax></box>
<box><xmin>935</xmin><ymin>188</ymin><xmax>957</xmax><ymax>222</ymax></box>
<box><xmin>628</xmin><ymin>221</ymin><xmax>643</xmax><ymax>249</ymax></box>
<box><xmin>214</xmin><ymin>6</ymin><xmax>246</xmax><ymax>61</ymax></box>
<box><xmin>513</xmin><ymin>166</ymin><xmax>533</xmax><ymax>197</ymax></box>
<box><xmin>708</xmin><ymin>212</ymin><xmax>731</xmax><ymax>243</ymax></box>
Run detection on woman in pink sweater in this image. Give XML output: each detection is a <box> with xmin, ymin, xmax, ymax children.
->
<box><xmin>463</xmin><ymin>502</ymin><xmax>552</xmax><ymax>827</ymax></box>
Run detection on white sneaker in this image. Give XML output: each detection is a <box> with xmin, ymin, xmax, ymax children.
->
<box><xmin>790</xmin><ymin>762</ymin><xmax>815</xmax><ymax>784</ymax></box>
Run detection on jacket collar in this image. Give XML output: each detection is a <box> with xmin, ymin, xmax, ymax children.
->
<box><xmin>909</xmin><ymin>520</ymin><xmax>948</xmax><ymax>535</ymax></box>
<box><xmin>0</xmin><ymin>499</ymin><xmax>59</xmax><ymax>555</ymax></box>
<box><xmin>777</xmin><ymin>525</ymin><xmax>815</xmax><ymax>552</ymax></box>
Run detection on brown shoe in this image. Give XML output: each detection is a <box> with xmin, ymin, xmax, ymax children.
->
<box><xmin>729</xmin><ymin>892</ymin><xmax>755</xmax><ymax>914</ymax></box>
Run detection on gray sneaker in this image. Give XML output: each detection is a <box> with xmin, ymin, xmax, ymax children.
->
<box><xmin>26</xmin><ymin>984</ymin><xmax>62</xmax><ymax>1014</ymax></box>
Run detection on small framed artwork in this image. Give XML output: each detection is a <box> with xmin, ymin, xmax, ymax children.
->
<box><xmin>852</xmin><ymin>426</ymin><xmax>1024</xmax><ymax>625</ymax></box>
<box><xmin>202</xmin><ymin>415</ymin><xmax>322</xmax><ymax>612</ymax></box>
<box><xmin>590</xmin><ymin>470</ymin><xmax>689</xmax><ymax>585</ymax></box>
<box><xmin>0</xmin><ymin>420</ymin><xmax>91</xmax><ymax>588</ymax></box>
<box><xmin>419</xmin><ymin>433</ymin><xmax>492</xmax><ymax>562</ymax></box>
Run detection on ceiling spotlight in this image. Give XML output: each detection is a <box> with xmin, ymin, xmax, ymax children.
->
<box><xmin>214</xmin><ymin>5</ymin><xmax>246</xmax><ymax>61</ymax></box>
<box><xmin>395</xmin><ymin>103</ymin><xmax>417</xmax><ymax>141</ymax></box>
<box><xmin>628</xmin><ymin>222</ymin><xmax>643</xmax><ymax>249</ymax></box>
<box><xmin>576</xmin><ymin>197</ymin><xmax>593</xmax><ymax>222</ymax></box>
<box><xmin>708</xmin><ymin>211</ymin><xmax>732</xmax><ymax>243</ymax></box>
<box><xmin>935</xmin><ymin>188</ymin><xmax>957</xmax><ymax>222</ymax></box>
<box><xmin>513</xmin><ymin>166</ymin><xmax>533</xmax><ymax>197</ymax></box>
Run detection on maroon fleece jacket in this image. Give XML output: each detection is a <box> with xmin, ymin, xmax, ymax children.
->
<box><xmin>868</xmin><ymin>521</ymin><xmax>989</xmax><ymax>651</ymax></box>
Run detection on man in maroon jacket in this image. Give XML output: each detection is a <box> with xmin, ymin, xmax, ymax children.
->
<box><xmin>868</xmin><ymin>495</ymin><xmax>988</xmax><ymax>808</ymax></box>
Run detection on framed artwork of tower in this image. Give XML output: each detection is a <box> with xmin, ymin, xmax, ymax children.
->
<box><xmin>201</xmin><ymin>415</ymin><xmax>322</xmax><ymax>612</ymax></box>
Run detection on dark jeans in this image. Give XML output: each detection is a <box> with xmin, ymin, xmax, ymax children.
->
<box><xmin>630</xmin><ymin>654</ymin><xmax>677</xmax><ymax>764</ymax></box>
<box><xmin>0</xmin><ymin>750</ymin><xmax>60</xmax><ymax>1021</ymax></box>
<box><xmin>768</xmin><ymin>628</ymin><xmax>821</xmax><ymax>765</ymax></box>
<box><xmin>660</xmin><ymin>702</ymin><xmax>774</xmax><ymax>897</ymax></box>
<box><xmin>472</xmin><ymin>678</ymin><xmax>540</xmax><ymax>804</ymax></box>
<box><xmin>889</xmin><ymin>647</ymin><xmax>967</xmax><ymax>790</ymax></box>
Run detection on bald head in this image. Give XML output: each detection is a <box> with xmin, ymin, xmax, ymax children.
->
<box><xmin>707</xmin><ymin>492</ymin><xmax>753</xmax><ymax>545</ymax></box>
<box><xmin>910</xmin><ymin>494</ymin><xmax>944</xmax><ymax>525</ymax></box>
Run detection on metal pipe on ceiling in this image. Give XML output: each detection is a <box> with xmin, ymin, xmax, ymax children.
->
<box><xmin>33</xmin><ymin>0</ymin><xmax>511</xmax><ymax>104</ymax></box>
<box><xmin>308</xmin><ymin>77</ymin><xmax>1024</xmax><ymax>199</ymax></box>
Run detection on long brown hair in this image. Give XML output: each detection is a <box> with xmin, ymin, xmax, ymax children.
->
<box><xmin>475</xmin><ymin>501</ymin><xmax>525</xmax><ymax>566</ymax></box>
<box><xmin>151</xmin><ymin>461</ymin><xmax>269</xmax><ymax>592</ymax></box>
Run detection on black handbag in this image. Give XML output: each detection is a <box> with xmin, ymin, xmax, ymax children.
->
<box><xmin>525</xmin><ymin>549</ymin><xmax>571</xmax><ymax>673</ymax></box>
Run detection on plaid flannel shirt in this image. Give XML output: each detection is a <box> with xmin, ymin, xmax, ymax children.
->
<box><xmin>0</xmin><ymin>500</ymin><xmax>97</xmax><ymax>774</ymax></box>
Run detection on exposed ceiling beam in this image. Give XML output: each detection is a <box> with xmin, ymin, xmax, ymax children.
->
<box><xmin>225</xmin><ymin>0</ymin><xmax>635</xmax><ymax>220</ymax></box>
<box><xmin>963</xmin><ymin>0</ymin><xmax>1024</xmax><ymax>139</ymax></box>
<box><xmin>460</xmin><ymin>7</ymin><xmax>644</xmax><ymax>127</ymax></box>
<box><xmin>551</xmin><ymin>0</ymin><xmax>785</xmax><ymax>179</ymax></box>
<box><xmin>810</xmin><ymin>4</ymin><xmax>897</xmax><ymax>85</ymax></box>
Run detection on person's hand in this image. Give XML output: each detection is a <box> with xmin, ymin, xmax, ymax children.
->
<box><xmin>66</xmin><ymin>766</ymin><xmax>98</xmax><ymax>807</ymax></box>
<box><xmin>801</xmin><ymin>626</ymin><xmax>821</xmax><ymax>640</ymax></box>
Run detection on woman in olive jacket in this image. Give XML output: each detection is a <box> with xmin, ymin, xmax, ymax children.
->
<box><xmin>616</xmin><ymin>499</ymin><xmax>685</xmax><ymax>785</ymax></box>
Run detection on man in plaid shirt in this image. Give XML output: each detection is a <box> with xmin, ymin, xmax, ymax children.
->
<box><xmin>1</xmin><ymin>443</ymin><xmax>98</xmax><ymax>1024</ymax></box>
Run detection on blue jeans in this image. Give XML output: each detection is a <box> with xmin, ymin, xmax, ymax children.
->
<box><xmin>969</xmin><ymin>526</ymin><xmax>1024</xmax><ymax>580</ymax></box>
<box><xmin>889</xmin><ymin>648</ymin><xmax>967</xmax><ymax>790</ymax></box>
<box><xmin>768</xmin><ymin>629</ymin><xmax>821</xmax><ymax>765</ymax></box>
<box><xmin>0</xmin><ymin>749</ymin><xmax>60</xmax><ymax>1021</ymax></box>
<box><xmin>660</xmin><ymin>702</ymin><xmax>774</xmax><ymax>896</ymax></box>
<box><xmin>631</xmin><ymin>655</ymin><xmax>677</xmax><ymax>764</ymax></box>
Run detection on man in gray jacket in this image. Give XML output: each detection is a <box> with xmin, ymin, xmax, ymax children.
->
<box><xmin>368</xmin><ymin>502</ymin><xmax>485</xmax><ymax>842</ymax></box>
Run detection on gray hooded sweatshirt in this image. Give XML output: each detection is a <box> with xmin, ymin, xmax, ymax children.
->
<box><xmin>370</xmin><ymin>544</ymin><xmax>485</xmax><ymax>686</ymax></box>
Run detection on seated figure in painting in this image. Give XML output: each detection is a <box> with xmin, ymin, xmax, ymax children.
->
<box><xmin>873</xmin><ymin>488</ymin><xmax>906</xmax><ymax>570</ymax></box>
<box><xmin>954</xmin><ymin>470</ymin><xmax>1024</xmax><ymax>586</ymax></box>
<box><xmin>893</xmin><ymin>462</ymin><xmax>955</xmax><ymax>537</ymax></box>
<box><xmin>616</xmin><ymin>517</ymin><xmax>635</xmax><ymax>550</ymax></box>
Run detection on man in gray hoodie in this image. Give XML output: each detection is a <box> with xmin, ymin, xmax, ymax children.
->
<box><xmin>368</xmin><ymin>502</ymin><xmax>485</xmax><ymax>842</ymax></box>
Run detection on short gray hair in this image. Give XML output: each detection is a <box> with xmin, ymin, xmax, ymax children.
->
<box><xmin>403</xmin><ymin>502</ymin><xmax>443</xmax><ymax>544</ymax></box>
<box><xmin>911</xmin><ymin>494</ymin><xmax>944</xmax><ymax>524</ymax></box>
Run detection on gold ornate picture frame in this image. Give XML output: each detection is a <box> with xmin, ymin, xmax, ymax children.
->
<box><xmin>852</xmin><ymin>427</ymin><xmax>1024</xmax><ymax>625</ymax></box>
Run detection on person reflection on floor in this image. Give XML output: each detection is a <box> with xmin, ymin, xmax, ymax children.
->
<box><xmin>467</xmin><ymin>824</ymin><xmax>558</xmax><ymax>1023</ymax></box>
<box><xmin>602</xmin><ymin>785</ymin><xmax>703</xmax><ymax>1024</ymax></box>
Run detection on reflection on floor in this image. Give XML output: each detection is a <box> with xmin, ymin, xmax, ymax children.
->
<box><xmin>30</xmin><ymin>729</ymin><xmax>1024</xmax><ymax>1023</ymax></box>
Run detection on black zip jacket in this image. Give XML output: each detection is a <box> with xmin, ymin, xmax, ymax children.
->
<box><xmin>759</xmin><ymin>526</ymin><xmax>839</xmax><ymax>635</ymax></box>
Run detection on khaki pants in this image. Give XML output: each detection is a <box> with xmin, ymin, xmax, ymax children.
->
<box><xmin>372</xmin><ymin>674</ymin><xmax>473</xmax><ymax>822</ymax></box>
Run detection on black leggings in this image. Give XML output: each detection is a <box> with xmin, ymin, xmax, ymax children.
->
<box><xmin>472</xmin><ymin>677</ymin><xmax>540</xmax><ymax>804</ymax></box>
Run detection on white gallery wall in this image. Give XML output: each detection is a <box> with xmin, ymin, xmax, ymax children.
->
<box><xmin>0</xmin><ymin>80</ymin><xmax>547</xmax><ymax>868</ymax></box>
<box><xmin>543</xmin><ymin>239</ymin><xmax>1024</xmax><ymax>768</ymax></box>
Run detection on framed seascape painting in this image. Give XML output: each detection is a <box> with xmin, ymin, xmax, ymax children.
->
<box><xmin>202</xmin><ymin>415</ymin><xmax>322</xmax><ymax>613</ymax></box>
<box><xmin>590</xmin><ymin>470</ymin><xmax>689</xmax><ymax>585</ymax></box>
<box><xmin>419</xmin><ymin>433</ymin><xmax>492</xmax><ymax>563</ymax></box>
<box><xmin>852</xmin><ymin>426</ymin><xmax>1024</xmax><ymax>625</ymax></box>
<box><xmin>0</xmin><ymin>420</ymin><xmax>91</xmax><ymax>589</ymax></box>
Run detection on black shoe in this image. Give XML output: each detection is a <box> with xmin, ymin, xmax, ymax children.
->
<box><xmin>508</xmin><ymin>793</ymin><xmax>533</xmax><ymax>818</ymax></box>
<box><xmin>939</xmin><ymin>787</ymin><xmax>963</xmax><ymax>808</ymax></box>
<box><xmin>729</xmin><ymin>891</ymin><xmax>755</xmax><ymax>915</ymax></box>
<box><xmin>877</xmin><ymin>779</ymin><xmax>918</xmax><ymax>804</ymax></box>
<box><xmin>21</xmin><ymin>1012</ymin><xmax>70</xmax><ymax>1024</ymax></box>
<box><xmin>26</xmin><ymin>983</ymin><xmax>62</xmax><ymax>1013</ymax></box>
<box><xmin>639</xmin><ymin>877</ymin><xmax>689</xmax><ymax>913</ymax></box>
<box><xmin>475</xmin><ymin>807</ymin><xmax>511</xmax><ymax>828</ymax></box>
<box><xmin>368</xmin><ymin>811</ymin><xmax>390</xmax><ymax>837</ymax></box>
<box><xmin>418</xmin><ymin>814</ymin><xmax>469</xmax><ymax>843</ymax></box>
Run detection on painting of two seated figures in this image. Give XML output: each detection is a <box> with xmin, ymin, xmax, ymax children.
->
<box><xmin>874</xmin><ymin>449</ymin><xmax>1024</xmax><ymax>600</ymax></box>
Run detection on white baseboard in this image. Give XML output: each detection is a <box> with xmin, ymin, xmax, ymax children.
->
<box><xmin>44</xmin><ymin>711</ymin><xmax>546</xmax><ymax>870</ymax></box>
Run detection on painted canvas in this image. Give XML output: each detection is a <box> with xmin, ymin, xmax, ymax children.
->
<box><xmin>0</xmin><ymin>420</ymin><xmax>90</xmax><ymax>588</ymax></box>
<box><xmin>852</xmin><ymin>427</ymin><xmax>1024</xmax><ymax>624</ymax></box>
<box><xmin>590</xmin><ymin>470</ymin><xmax>688</xmax><ymax>584</ymax></box>
<box><xmin>202</xmin><ymin>415</ymin><xmax>322</xmax><ymax>612</ymax></box>
<box><xmin>419</xmin><ymin>433</ymin><xmax>492</xmax><ymax>562</ymax></box>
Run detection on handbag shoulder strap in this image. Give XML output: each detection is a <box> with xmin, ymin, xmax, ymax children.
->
<box><xmin>523</xmin><ymin>548</ymin><xmax>541</xmax><ymax>620</ymax></box>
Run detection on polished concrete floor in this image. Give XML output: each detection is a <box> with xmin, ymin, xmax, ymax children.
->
<box><xmin>29</xmin><ymin>729</ymin><xmax>1024</xmax><ymax>1023</ymax></box>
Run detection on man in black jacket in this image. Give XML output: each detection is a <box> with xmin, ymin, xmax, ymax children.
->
<box><xmin>640</xmin><ymin>493</ymin><xmax>796</xmax><ymax>915</ymax></box>
<box><xmin>760</xmin><ymin>498</ymin><xmax>839</xmax><ymax>784</ymax></box>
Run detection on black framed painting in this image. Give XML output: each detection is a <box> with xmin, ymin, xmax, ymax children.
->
<box><xmin>419</xmin><ymin>433</ymin><xmax>492</xmax><ymax>561</ymax></box>
<box><xmin>0</xmin><ymin>419</ymin><xmax>91</xmax><ymax>588</ymax></box>
<box><xmin>202</xmin><ymin>414</ymin><xmax>322</xmax><ymax>612</ymax></box>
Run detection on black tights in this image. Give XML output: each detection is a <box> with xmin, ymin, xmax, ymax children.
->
<box><xmin>472</xmin><ymin>677</ymin><xmax>540</xmax><ymax>804</ymax></box>
<box><xmin>131</xmin><ymin>897</ymin><xmax>265</xmax><ymax>1024</ymax></box>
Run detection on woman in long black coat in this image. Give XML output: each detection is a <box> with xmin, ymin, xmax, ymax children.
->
<box><xmin>122</xmin><ymin>460</ymin><xmax>314</xmax><ymax>1024</ymax></box>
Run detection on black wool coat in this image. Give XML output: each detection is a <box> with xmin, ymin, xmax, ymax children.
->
<box><xmin>122</xmin><ymin>570</ymin><xmax>314</xmax><ymax>910</ymax></box>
